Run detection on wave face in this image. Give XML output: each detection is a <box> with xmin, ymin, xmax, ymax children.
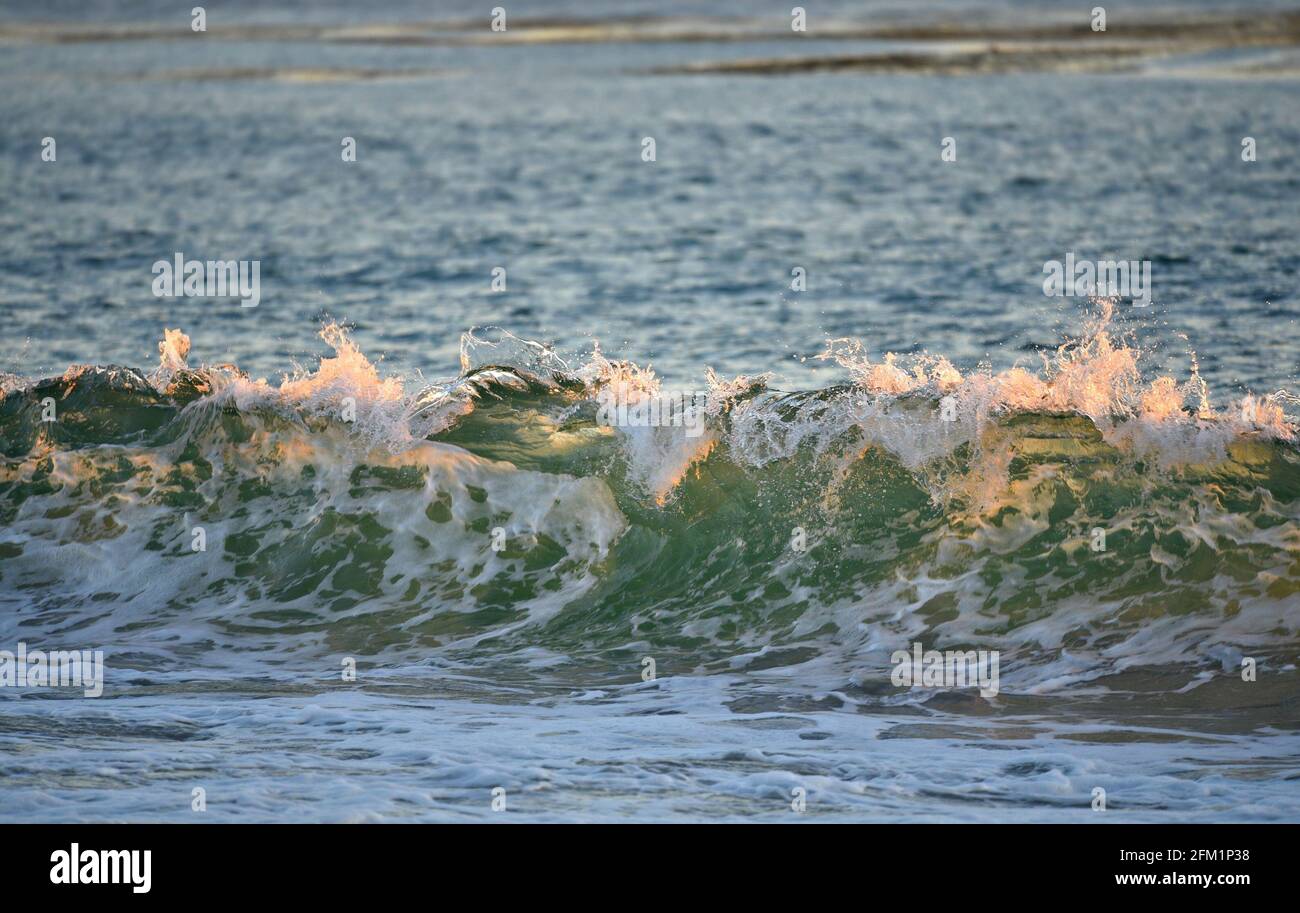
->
<box><xmin>2</xmin><ymin>308</ymin><xmax>1297</xmax><ymax>706</ymax></box>
<box><xmin>3</xmin><ymin>310</ymin><xmax>1300</xmax><ymax>823</ymax></box>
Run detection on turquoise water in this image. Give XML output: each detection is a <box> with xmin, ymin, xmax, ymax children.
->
<box><xmin>1</xmin><ymin>2</ymin><xmax>1298</xmax><ymax>822</ymax></box>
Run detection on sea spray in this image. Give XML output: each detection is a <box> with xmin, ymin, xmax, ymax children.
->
<box><xmin>0</xmin><ymin>311</ymin><xmax>1296</xmax><ymax>698</ymax></box>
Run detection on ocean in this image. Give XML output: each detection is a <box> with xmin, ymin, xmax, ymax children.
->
<box><xmin>1</xmin><ymin>0</ymin><xmax>1298</xmax><ymax>822</ymax></box>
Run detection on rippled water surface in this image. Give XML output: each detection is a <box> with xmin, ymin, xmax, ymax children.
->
<box><xmin>1</xmin><ymin>0</ymin><xmax>1298</xmax><ymax>822</ymax></box>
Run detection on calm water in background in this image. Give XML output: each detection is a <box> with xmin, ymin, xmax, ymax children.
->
<box><xmin>1</xmin><ymin>1</ymin><xmax>1299</xmax><ymax>822</ymax></box>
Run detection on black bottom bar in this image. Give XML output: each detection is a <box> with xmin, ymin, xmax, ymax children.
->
<box><xmin>5</xmin><ymin>823</ymin><xmax>1281</xmax><ymax>898</ymax></box>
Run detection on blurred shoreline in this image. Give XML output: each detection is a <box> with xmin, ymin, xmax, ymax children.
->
<box><xmin>3</xmin><ymin>10</ymin><xmax>1297</xmax><ymax>47</ymax></box>
<box><xmin>5</xmin><ymin>10</ymin><xmax>1298</xmax><ymax>78</ymax></box>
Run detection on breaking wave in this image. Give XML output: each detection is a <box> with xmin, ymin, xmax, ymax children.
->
<box><xmin>1</xmin><ymin>303</ymin><xmax>1297</xmax><ymax>703</ymax></box>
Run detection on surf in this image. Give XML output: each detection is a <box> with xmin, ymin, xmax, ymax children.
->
<box><xmin>0</xmin><ymin>304</ymin><xmax>1296</xmax><ymax>701</ymax></box>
